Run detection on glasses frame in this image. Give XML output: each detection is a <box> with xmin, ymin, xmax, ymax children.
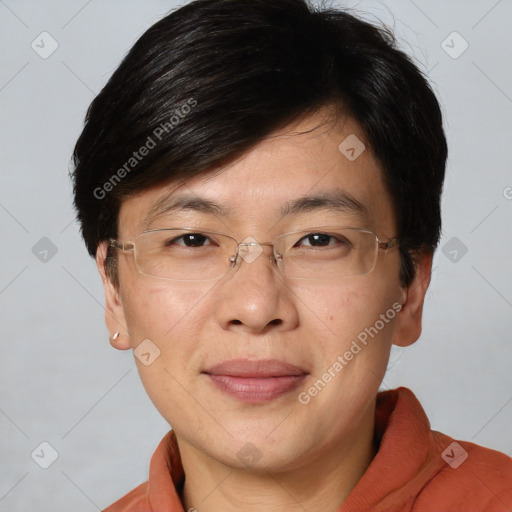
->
<box><xmin>109</xmin><ymin>226</ymin><xmax>399</xmax><ymax>282</ymax></box>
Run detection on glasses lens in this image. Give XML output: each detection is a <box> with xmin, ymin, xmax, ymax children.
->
<box><xmin>134</xmin><ymin>229</ymin><xmax>237</xmax><ymax>281</ymax></box>
<box><xmin>129</xmin><ymin>227</ymin><xmax>380</xmax><ymax>281</ymax></box>
<box><xmin>276</xmin><ymin>228</ymin><xmax>378</xmax><ymax>279</ymax></box>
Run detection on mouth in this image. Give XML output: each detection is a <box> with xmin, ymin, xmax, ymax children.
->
<box><xmin>203</xmin><ymin>359</ymin><xmax>308</xmax><ymax>404</ymax></box>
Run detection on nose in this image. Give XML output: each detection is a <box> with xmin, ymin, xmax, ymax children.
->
<box><xmin>215</xmin><ymin>241</ymin><xmax>299</xmax><ymax>334</ymax></box>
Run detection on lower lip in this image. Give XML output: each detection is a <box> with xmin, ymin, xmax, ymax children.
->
<box><xmin>206</xmin><ymin>374</ymin><xmax>307</xmax><ymax>403</ymax></box>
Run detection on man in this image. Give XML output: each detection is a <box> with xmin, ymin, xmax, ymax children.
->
<box><xmin>71</xmin><ymin>0</ymin><xmax>512</xmax><ymax>510</ymax></box>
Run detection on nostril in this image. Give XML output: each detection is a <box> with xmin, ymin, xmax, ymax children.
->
<box><xmin>269</xmin><ymin>319</ymin><xmax>282</xmax><ymax>326</ymax></box>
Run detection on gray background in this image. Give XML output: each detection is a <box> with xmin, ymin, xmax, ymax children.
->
<box><xmin>1</xmin><ymin>0</ymin><xmax>511</xmax><ymax>510</ymax></box>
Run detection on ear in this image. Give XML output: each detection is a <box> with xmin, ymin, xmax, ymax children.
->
<box><xmin>392</xmin><ymin>251</ymin><xmax>432</xmax><ymax>347</ymax></box>
<box><xmin>95</xmin><ymin>241</ymin><xmax>131</xmax><ymax>350</ymax></box>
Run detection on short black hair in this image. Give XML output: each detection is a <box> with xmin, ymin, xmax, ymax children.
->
<box><xmin>71</xmin><ymin>0</ymin><xmax>447</xmax><ymax>286</ymax></box>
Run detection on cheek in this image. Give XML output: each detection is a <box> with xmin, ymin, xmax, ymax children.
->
<box><xmin>293</xmin><ymin>280</ymin><xmax>401</xmax><ymax>424</ymax></box>
<box><xmin>119</xmin><ymin>280</ymin><xmax>214</xmax><ymax>418</ymax></box>
<box><xmin>293</xmin><ymin>277</ymin><xmax>401</xmax><ymax>356</ymax></box>
<box><xmin>123</xmin><ymin>277</ymin><xmax>200</xmax><ymax>338</ymax></box>
<box><xmin>121</xmin><ymin>279</ymin><xmax>212</xmax><ymax>350</ymax></box>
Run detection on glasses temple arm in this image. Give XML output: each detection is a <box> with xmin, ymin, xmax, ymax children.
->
<box><xmin>378</xmin><ymin>238</ymin><xmax>399</xmax><ymax>251</ymax></box>
<box><xmin>109</xmin><ymin>239</ymin><xmax>135</xmax><ymax>252</ymax></box>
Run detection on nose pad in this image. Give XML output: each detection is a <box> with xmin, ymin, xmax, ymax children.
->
<box><xmin>238</xmin><ymin>236</ymin><xmax>264</xmax><ymax>264</ymax></box>
<box><xmin>229</xmin><ymin>239</ymin><xmax>281</xmax><ymax>273</ymax></box>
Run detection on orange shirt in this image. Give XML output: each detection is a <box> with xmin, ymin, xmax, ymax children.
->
<box><xmin>103</xmin><ymin>387</ymin><xmax>512</xmax><ymax>511</ymax></box>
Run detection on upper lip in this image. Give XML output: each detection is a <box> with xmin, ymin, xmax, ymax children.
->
<box><xmin>203</xmin><ymin>359</ymin><xmax>307</xmax><ymax>378</ymax></box>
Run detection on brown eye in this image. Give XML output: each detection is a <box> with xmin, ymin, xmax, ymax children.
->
<box><xmin>295</xmin><ymin>233</ymin><xmax>350</xmax><ymax>248</ymax></box>
<box><xmin>166</xmin><ymin>233</ymin><xmax>211</xmax><ymax>247</ymax></box>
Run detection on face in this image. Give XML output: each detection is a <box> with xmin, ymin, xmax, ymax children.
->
<box><xmin>98</xmin><ymin>108</ymin><xmax>429</xmax><ymax>473</ymax></box>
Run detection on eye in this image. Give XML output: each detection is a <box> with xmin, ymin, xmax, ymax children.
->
<box><xmin>295</xmin><ymin>232</ymin><xmax>349</xmax><ymax>248</ymax></box>
<box><xmin>166</xmin><ymin>233</ymin><xmax>212</xmax><ymax>248</ymax></box>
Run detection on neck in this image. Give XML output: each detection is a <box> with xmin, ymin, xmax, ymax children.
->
<box><xmin>179</xmin><ymin>401</ymin><xmax>377</xmax><ymax>512</ymax></box>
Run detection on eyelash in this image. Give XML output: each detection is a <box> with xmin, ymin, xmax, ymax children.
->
<box><xmin>166</xmin><ymin>232</ymin><xmax>350</xmax><ymax>249</ymax></box>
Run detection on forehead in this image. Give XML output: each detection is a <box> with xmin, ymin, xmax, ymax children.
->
<box><xmin>118</xmin><ymin>110</ymin><xmax>396</xmax><ymax>236</ymax></box>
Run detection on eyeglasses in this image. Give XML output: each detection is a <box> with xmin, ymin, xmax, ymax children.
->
<box><xmin>110</xmin><ymin>226</ymin><xmax>398</xmax><ymax>282</ymax></box>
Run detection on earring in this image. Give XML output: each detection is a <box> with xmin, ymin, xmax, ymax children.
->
<box><xmin>112</xmin><ymin>332</ymin><xmax>120</xmax><ymax>341</ymax></box>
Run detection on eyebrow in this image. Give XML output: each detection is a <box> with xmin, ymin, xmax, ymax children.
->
<box><xmin>144</xmin><ymin>193</ymin><xmax>231</xmax><ymax>226</ymax></box>
<box><xmin>279</xmin><ymin>191</ymin><xmax>369</xmax><ymax>220</ymax></box>
<box><xmin>143</xmin><ymin>190</ymin><xmax>369</xmax><ymax>227</ymax></box>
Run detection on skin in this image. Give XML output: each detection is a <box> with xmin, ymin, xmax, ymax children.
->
<box><xmin>96</xmin><ymin>107</ymin><xmax>432</xmax><ymax>512</ymax></box>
